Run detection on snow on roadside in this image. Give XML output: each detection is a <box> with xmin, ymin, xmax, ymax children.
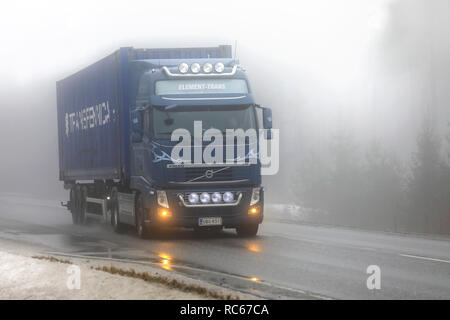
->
<box><xmin>0</xmin><ymin>251</ymin><xmax>208</xmax><ymax>299</ymax></box>
<box><xmin>0</xmin><ymin>249</ymin><xmax>256</xmax><ymax>300</ymax></box>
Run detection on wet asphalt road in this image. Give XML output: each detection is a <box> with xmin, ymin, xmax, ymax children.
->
<box><xmin>0</xmin><ymin>193</ymin><xmax>449</xmax><ymax>299</ymax></box>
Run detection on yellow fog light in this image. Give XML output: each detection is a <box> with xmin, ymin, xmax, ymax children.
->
<box><xmin>249</xmin><ymin>206</ymin><xmax>260</xmax><ymax>215</ymax></box>
<box><xmin>158</xmin><ymin>209</ymin><xmax>172</xmax><ymax>218</ymax></box>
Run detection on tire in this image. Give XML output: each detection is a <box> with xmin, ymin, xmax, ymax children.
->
<box><xmin>110</xmin><ymin>189</ymin><xmax>123</xmax><ymax>233</ymax></box>
<box><xmin>135</xmin><ymin>194</ymin><xmax>149</xmax><ymax>239</ymax></box>
<box><xmin>78</xmin><ymin>186</ymin><xmax>88</xmax><ymax>225</ymax></box>
<box><xmin>70</xmin><ymin>188</ymin><xmax>78</xmax><ymax>225</ymax></box>
<box><xmin>111</xmin><ymin>203</ymin><xmax>123</xmax><ymax>233</ymax></box>
<box><xmin>236</xmin><ymin>224</ymin><xmax>259</xmax><ymax>237</ymax></box>
<box><xmin>73</xmin><ymin>186</ymin><xmax>83</xmax><ymax>225</ymax></box>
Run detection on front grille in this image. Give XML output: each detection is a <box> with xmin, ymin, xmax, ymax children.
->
<box><xmin>168</xmin><ymin>166</ymin><xmax>248</xmax><ymax>183</ymax></box>
<box><xmin>185</xmin><ymin>167</ymin><xmax>232</xmax><ymax>181</ymax></box>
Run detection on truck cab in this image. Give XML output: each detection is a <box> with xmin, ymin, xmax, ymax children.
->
<box><xmin>127</xmin><ymin>59</ymin><xmax>270</xmax><ymax>237</ymax></box>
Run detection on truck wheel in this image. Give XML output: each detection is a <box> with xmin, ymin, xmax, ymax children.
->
<box><xmin>135</xmin><ymin>195</ymin><xmax>149</xmax><ymax>239</ymax></box>
<box><xmin>236</xmin><ymin>224</ymin><xmax>259</xmax><ymax>237</ymax></box>
<box><xmin>73</xmin><ymin>186</ymin><xmax>83</xmax><ymax>225</ymax></box>
<box><xmin>70</xmin><ymin>188</ymin><xmax>78</xmax><ymax>224</ymax></box>
<box><xmin>111</xmin><ymin>202</ymin><xmax>123</xmax><ymax>233</ymax></box>
<box><xmin>110</xmin><ymin>188</ymin><xmax>123</xmax><ymax>233</ymax></box>
<box><xmin>78</xmin><ymin>186</ymin><xmax>88</xmax><ymax>225</ymax></box>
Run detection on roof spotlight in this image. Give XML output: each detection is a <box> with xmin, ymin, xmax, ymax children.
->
<box><xmin>178</xmin><ymin>62</ymin><xmax>189</xmax><ymax>74</ymax></box>
<box><xmin>203</xmin><ymin>63</ymin><xmax>213</xmax><ymax>73</ymax></box>
<box><xmin>190</xmin><ymin>63</ymin><xmax>201</xmax><ymax>74</ymax></box>
<box><xmin>214</xmin><ymin>62</ymin><xmax>225</xmax><ymax>73</ymax></box>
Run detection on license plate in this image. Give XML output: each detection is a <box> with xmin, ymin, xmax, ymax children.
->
<box><xmin>198</xmin><ymin>217</ymin><xmax>222</xmax><ymax>227</ymax></box>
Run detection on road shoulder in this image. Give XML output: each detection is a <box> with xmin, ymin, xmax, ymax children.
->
<box><xmin>0</xmin><ymin>238</ymin><xmax>258</xmax><ymax>300</ymax></box>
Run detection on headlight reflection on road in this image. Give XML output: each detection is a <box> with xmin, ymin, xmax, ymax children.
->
<box><xmin>159</xmin><ymin>253</ymin><xmax>171</xmax><ymax>260</ymax></box>
<box><xmin>247</xmin><ymin>243</ymin><xmax>261</xmax><ymax>253</ymax></box>
<box><xmin>159</xmin><ymin>253</ymin><xmax>172</xmax><ymax>270</ymax></box>
<box><xmin>249</xmin><ymin>277</ymin><xmax>261</xmax><ymax>282</ymax></box>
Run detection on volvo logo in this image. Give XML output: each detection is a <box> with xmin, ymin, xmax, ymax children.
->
<box><xmin>205</xmin><ymin>169</ymin><xmax>214</xmax><ymax>179</ymax></box>
<box><xmin>187</xmin><ymin>166</ymin><xmax>230</xmax><ymax>183</ymax></box>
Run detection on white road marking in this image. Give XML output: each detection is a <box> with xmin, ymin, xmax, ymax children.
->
<box><xmin>263</xmin><ymin>232</ymin><xmax>378</xmax><ymax>252</ymax></box>
<box><xmin>400</xmin><ymin>254</ymin><xmax>450</xmax><ymax>264</ymax></box>
<box><xmin>263</xmin><ymin>232</ymin><xmax>323</xmax><ymax>244</ymax></box>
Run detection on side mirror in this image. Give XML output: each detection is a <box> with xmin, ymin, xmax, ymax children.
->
<box><xmin>131</xmin><ymin>109</ymin><xmax>143</xmax><ymax>143</ymax></box>
<box><xmin>262</xmin><ymin>107</ymin><xmax>273</xmax><ymax>139</ymax></box>
<box><xmin>263</xmin><ymin>108</ymin><xmax>272</xmax><ymax>129</ymax></box>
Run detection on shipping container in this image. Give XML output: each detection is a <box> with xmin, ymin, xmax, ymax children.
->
<box><xmin>56</xmin><ymin>46</ymin><xmax>232</xmax><ymax>182</ymax></box>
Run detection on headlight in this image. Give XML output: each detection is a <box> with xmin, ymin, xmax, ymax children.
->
<box><xmin>214</xmin><ymin>62</ymin><xmax>225</xmax><ymax>73</ymax></box>
<box><xmin>250</xmin><ymin>188</ymin><xmax>261</xmax><ymax>206</ymax></box>
<box><xmin>178</xmin><ymin>62</ymin><xmax>189</xmax><ymax>74</ymax></box>
<box><xmin>203</xmin><ymin>63</ymin><xmax>213</xmax><ymax>73</ymax></box>
<box><xmin>200</xmin><ymin>192</ymin><xmax>211</xmax><ymax>203</ymax></box>
<box><xmin>211</xmin><ymin>192</ymin><xmax>222</xmax><ymax>203</ymax></box>
<box><xmin>188</xmin><ymin>193</ymin><xmax>199</xmax><ymax>204</ymax></box>
<box><xmin>190</xmin><ymin>63</ymin><xmax>201</xmax><ymax>74</ymax></box>
<box><xmin>223</xmin><ymin>191</ymin><xmax>234</xmax><ymax>203</ymax></box>
<box><xmin>157</xmin><ymin>190</ymin><xmax>169</xmax><ymax>208</ymax></box>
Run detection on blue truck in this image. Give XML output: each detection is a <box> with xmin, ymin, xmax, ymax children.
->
<box><xmin>57</xmin><ymin>45</ymin><xmax>272</xmax><ymax>238</ymax></box>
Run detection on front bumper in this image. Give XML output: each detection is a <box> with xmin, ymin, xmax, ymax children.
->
<box><xmin>145</xmin><ymin>187</ymin><xmax>264</xmax><ymax>228</ymax></box>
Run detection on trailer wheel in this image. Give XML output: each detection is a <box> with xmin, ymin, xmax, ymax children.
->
<box><xmin>78</xmin><ymin>186</ymin><xmax>88</xmax><ymax>225</ymax></box>
<box><xmin>70</xmin><ymin>187</ymin><xmax>78</xmax><ymax>224</ymax></box>
<box><xmin>135</xmin><ymin>194</ymin><xmax>149</xmax><ymax>239</ymax></box>
<box><xmin>236</xmin><ymin>224</ymin><xmax>259</xmax><ymax>238</ymax></box>
<box><xmin>75</xmin><ymin>186</ymin><xmax>83</xmax><ymax>225</ymax></box>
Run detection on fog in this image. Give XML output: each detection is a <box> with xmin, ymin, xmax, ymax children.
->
<box><xmin>1</xmin><ymin>0</ymin><xmax>450</xmax><ymax>234</ymax></box>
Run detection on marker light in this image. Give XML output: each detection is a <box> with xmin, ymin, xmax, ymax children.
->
<box><xmin>188</xmin><ymin>193</ymin><xmax>199</xmax><ymax>204</ymax></box>
<box><xmin>200</xmin><ymin>192</ymin><xmax>211</xmax><ymax>203</ymax></box>
<box><xmin>211</xmin><ymin>192</ymin><xmax>222</xmax><ymax>203</ymax></box>
<box><xmin>190</xmin><ymin>63</ymin><xmax>201</xmax><ymax>73</ymax></box>
<box><xmin>178</xmin><ymin>62</ymin><xmax>189</xmax><ymax>74</ymax></box>
<box><xmin>249</xmin><ymin>206</ymin><xmax>259</xmax><ymax>215</ymax></box>
<box><xmin>158</xmin><ymin>208</ymin><xmax>171</xmax><ymax>218</ymax></box>
<box><xmin>223</xmin><ymin>192</ymin><xmax>234</xmax><ymax>203</ymax></box>
<box><xmin>214</xmin><ymin>62</ymin><xmax>225</xmax><ymax>73</ymax></box>
<box><xmin>203</xmin><ymin>63</ymin><xmax>213</xmax><ymax>73</ymax></box>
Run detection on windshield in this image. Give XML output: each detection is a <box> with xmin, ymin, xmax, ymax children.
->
<box><xmin>152</xmin><ymin>105</ymin><xmax>256</xmax><ymax>140</ymax></box>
